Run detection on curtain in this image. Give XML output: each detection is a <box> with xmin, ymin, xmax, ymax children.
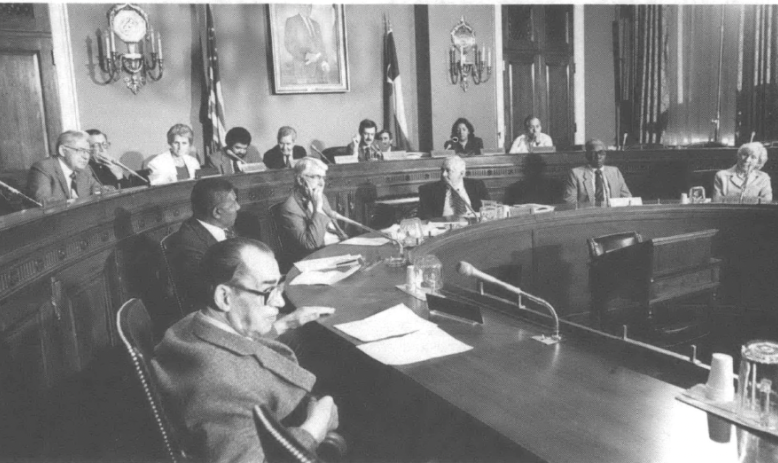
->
<box><xmin>614</xmin><ymin>5</ymin><xmax>669</xmax><ymax>146</ymax></box>
<box><xmin>736</xmin><ymin>5</ymin><xmax>778</xmax><ymax>145</ymax></box>
<box><xmin>664</xmin><ymin>5</ymin><xmax>739</xmax><ymax>146</ymax></box>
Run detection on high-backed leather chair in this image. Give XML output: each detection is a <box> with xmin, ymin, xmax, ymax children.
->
<box><xmin>117</xmin><ymin>298</ymin><xmax>188</xmax><ymax>463</ymax></box>
<box><xmin>159</xmin><ymin>232</ymin><xmax>186</xmax><ymax>318</ymax></box>
<box><xmin>587</xmin><ymin>231</ymin><xmax>648</xmax><ymax>326</ymax></box>
<box><xmin>253</xmin><ymin>405</ymin><xmax>347</xmax><ymax>463</ymax></box>
<box><xmin>587</xmin><ymin>231</ymin><xmax>643</xmax><ymax>259</ymax></box>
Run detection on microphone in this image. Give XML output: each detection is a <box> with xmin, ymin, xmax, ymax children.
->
<box><xmin>326</xmin><ymin>210</ymin><xmax>404</xmax><ymax>253</ymax></box>
<box><xmin>310</xmin><ymin>145</ymin><xmax>333</xmax><ymax>165</ymax></box>
<box><xmin>0</xmin><ymin>179</ymin><xmax>42</xmax><ymax>207</ymax></box>
<box><xmin>457</xmin><ymin>261</ymin><xmax>561</xmax><ymax>340</ymax></box>
<box><xmin>95</xmin><ymin>153</ymin><xmax>149</xmax><ymax>184</ymax></box>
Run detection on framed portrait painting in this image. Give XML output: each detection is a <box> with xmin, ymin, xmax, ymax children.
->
<box><xmin>268</xmin><ymin>4</ymin><xmax>350</xmax><ymax>94</ymax></box>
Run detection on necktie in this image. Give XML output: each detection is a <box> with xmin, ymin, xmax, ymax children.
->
<box><xmin>69</xmin><ymin>172</ymin><xmax>78</xmax><ymax>199</ymax></box>
<box><xmin>451</xmin><ymin>188</ymin><xmax>469</xmax><ymax>216</ymax></box>
<box><xmin>594</xmin><ymin>169</ymin><xmax>605</xmax><ymax>206</ymax></box>
<box><xmin>285</xmin><ymin>155</ymin><xmax>292</xmax><ymax>168</ymax></box>
<box><xmin>224</xmin><ymin>228</ymin><xmax>236</xmax><ymax>239</ymax></box>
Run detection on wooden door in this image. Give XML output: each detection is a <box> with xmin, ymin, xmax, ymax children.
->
<box><xmin>0</xmin><ymin>4</ymin><xmax>61</xmax><ymax>189</ymax></box>
<box><xmin>502</xmin><ymin>5</ymin><xmax>575</xmax><ymax>149</ymax></box>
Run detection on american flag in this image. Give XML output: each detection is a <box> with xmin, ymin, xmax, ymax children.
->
<box><xmin>200</xmin><ymin>4</ymin><xmax>227</xmax><ymax>157</ymax></box>
<box><xmin>383</xmin><ymin>20</ymin><xmax>411</xmax><ymax>151</ymax></box>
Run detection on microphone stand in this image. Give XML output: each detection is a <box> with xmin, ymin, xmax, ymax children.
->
<box><xmin>0</xmin><ymin>179</ymin><xmax>42</xmax><ymax>208</ymax></box>
<box><xmin>328</xmin><ymin>211</ymin><xmax>404</xmax><ymax>256</ymax></box>
<box><xmin>96</xmin><ymin>154</ymin><xmax>149</xmax><ymax>184</ymax></box>
<box><xmin>310</xmin><ymin>145</ymin><xmax>333</xmax><ymax>165</ymax></box>
<box><xmin>457</xmin><ymin>261</ymin><xmax>560</xmax><ymax>341</ymax></box>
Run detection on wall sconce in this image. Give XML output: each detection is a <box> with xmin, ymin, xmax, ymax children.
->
<box><xmin>97</xmin><ymin>4</ymin><xmax>163</xmax><ymax>94</ymax></box>
<box><xmin>448</xmin><ymin>17</ymin><xmax>491</xmax><ymax>92</ymax></box>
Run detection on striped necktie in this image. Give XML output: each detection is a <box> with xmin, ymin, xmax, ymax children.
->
<box><xmin>595</xmin><ymin>170</ymin><xmax>605</xmax><ymax>206</ymax></box>
<box><xmin>69</xmin><ymin>172</ymin><xmax>78</xmax><ymax>199</ymax></box>
<box><xmin>451</xmin><ymin>188</ymin><xmax>469</xmax><ymax>216</ymax></box>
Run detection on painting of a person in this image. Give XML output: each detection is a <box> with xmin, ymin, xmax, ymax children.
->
<box><xmin>284</xmin><ymin>5</ymin><xmax>330</xmax><ymax>84</ymax></box>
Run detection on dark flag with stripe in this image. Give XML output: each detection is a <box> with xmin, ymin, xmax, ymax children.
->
<box><xmin>199</xmin><ymin>4</ymin><xmax>227</xmax><ymax>158</ymax></box>
<box><xmin>383</xmin><ymin>21</ymin><xmax>411</xmax><ymax>151</ymax></box>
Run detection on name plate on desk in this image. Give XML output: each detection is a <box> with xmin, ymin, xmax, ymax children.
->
<box><xmin>609</xmin><ymin>197</ymin><xmax>643</xmax><ymax>207</ymax></box>
<box><xmin>241</xmin><ymin>163</ymin><xmax>267</xmax><ymax>173</ymax></box>
<box><xmin>430</xmin><ymin>150</ymin><xmax>456</xmax><ymax>158</ymax></box>
<box><xmin>334</xmin><ymin>154</ymin><xmax>359</xmax><ymax>164</ymax></box>
<box><xmin>426</xmin><ymin>293</ymin><xmax>483</xmax><ymax>325</ymax></box>
<box><xmin>382</xmin><ymin>150</ymin><xmax>407</xmax><ymax>161</ymax></box>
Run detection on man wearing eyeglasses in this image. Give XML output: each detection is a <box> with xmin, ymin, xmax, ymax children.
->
<box><xmin>27</xmin><ymin>130</ymin><xmax>103</xmax><ymax>204</ymax></box>
<box><xmin>563</xmin><ymin>139</ymin><xmax>631</xmax><ymax>207</ymax></box>
<box><xmin>277</xmin><ymin>157</ymin><xmax>347</xmax><ymax>270</ymax></box>
<box><xmin>86</xmin><ymin>129</ymin><xmax>145</xmax><ymax>189</ymax></box>
<box><xmin>152</xmin><ymin>238</ymin><xmax>338</xmax><ymax>463</ymax></box>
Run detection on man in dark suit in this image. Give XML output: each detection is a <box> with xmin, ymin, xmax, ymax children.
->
<box><xmin>152</xmin><ymin>238</ymin><xmax>339</xmax><ymax>463</ymax></box>
<box><xmin>418</xmin><ymin>156</ymin><xmax>491</xmax><ymax>220</ymax></box>
<box><xmin>263</xmin><ymin>126</ymin><xmax>307</xmax><ymax>169</ymax></box>
<box><xmin>170</xmin><ymin>178</ymin><xmax>240</xmax><ymax>311</ymax></box>
<box><xmin>284</xmin><ymin>5</ymin><xmax>329</xmax><ymax>84</ymax></box>
<box><xmin>86</xmin><ymin>129</ymin><xmax>146</xmax><ymax>189</ymax></box>
<box><xmin>27</xmin><ymin>130</ymin><xmax>102</xmax><ymax>204</ymax></box>
<box><xmin>205</xmin><ymin>127</ymin><xmax>262</xmax><ymax>175</ymax></box>
<box><xmin>563</xmin><ymin>139</ymin><xmax>631</xmax><ymax>207</ymax></box>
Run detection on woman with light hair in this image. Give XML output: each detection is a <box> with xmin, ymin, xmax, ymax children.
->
<box><xmin>713</xmin><ymin>142</ymin><xmax>772</xmax><ymax>202</ymax></box>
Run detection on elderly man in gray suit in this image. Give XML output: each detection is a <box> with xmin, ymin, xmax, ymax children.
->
<box><xmin>563</xmin><ymin>139</ymin><xmax>631</xmax><ymax>207</ymax></box>
<box><xmin>152</xmin><ymin>238</ymin><xmax>337</xmax><ymax>462</ymax></box>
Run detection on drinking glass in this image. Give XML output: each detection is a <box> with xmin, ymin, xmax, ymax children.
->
<box><xmin>738</xmin><ymin>340</ymin><xmax>778</xmax><ymax>429</ymax></box>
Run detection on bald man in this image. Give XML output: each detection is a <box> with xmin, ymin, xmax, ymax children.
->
<box><xmin>563</xmin><ymin>139</ymin><xmax>631</xmax><ymax>207</ymax></box>
<box><xmin>418</xmin><ymin>156</ymin><xmax>490</xmax><ymax>220</ymax></box>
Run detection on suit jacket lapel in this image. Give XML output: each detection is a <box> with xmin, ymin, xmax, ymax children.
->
<box><xmin>192</xmin><ymin>218</ymin><xmax>218</xmax><ymax>248</ymax></box>
<box><xmin>52</xmin><ymin>159</ymin><xmax>71</xmax><ymax>199</ymax></box>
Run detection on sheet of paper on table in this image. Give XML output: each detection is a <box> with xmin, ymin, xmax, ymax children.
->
<box><xmin>334</xmin><ymin>303</ymin><xmax>437</xmax><ymax>342</ymax></box>
<box><xmin>294</xmin><ymin>254</ymin><xmax>362</xmax><ymax>273</ymax></box>
<box><xmin>340</xmin><ymin>236</ymin><xmax>391</xmax><ymax>246</ymax></box>
<box><xmin>289</xmin><ymin>264</ymin><xmax>361</xmax><ymax>286</ymax></box>
<box><xmin>357</xmin><ymin>326</ymin><xmax>473</xmax><ymax>365</ymax></box>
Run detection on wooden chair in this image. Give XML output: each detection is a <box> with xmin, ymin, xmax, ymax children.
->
<box><xmin>159</xmin><ymin>231</ymin><xmax>186</xmax><ymax>318</ymax></box>
<box><xmin>117</xmin><ymin>298</ymin><xmax>188</xmax><ymax>463</ymax></box>
<box><xmin>253</xmin><ymin>405</ymin><xmax>347</xmax><ymax>463</ymax></box>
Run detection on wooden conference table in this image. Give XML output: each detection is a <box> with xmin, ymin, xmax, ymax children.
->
<box><xmin>286</xmin><ymin>205</ymin><xmax>778</xmax><ymax>463</ymax></box>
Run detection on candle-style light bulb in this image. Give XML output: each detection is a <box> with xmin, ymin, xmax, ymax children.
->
<box><xmin>156</xmin><ymin>32</ymin><xmax>162</xmax><ymax>60</ymax></box>
<box><xmin>149</xmin><ymin>25</ymin><xmax>156</xmax><ymax>53</ymax></box>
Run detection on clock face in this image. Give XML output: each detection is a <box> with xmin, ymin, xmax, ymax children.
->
<box><xmin>112</xmin><ymin>8</ymin><xmax>147</xmax><ymax>43</ymax></box>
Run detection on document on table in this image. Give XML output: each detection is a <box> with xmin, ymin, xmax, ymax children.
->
<box><xmin>357</xmin><ymin>327</ymin><xmax>473</xmax><ymax>365</ymax></box>
<box><xmin>340</xmin><ymin>236</ymin><xmax>391</xmax><ymax>246</ymax></box>
<box><xmin>294</xmin><ymin>254</ymin><xmax>362</xmax><ymax>273</ymax></box>
<box><xmin>334</xmin><ymin>303</ymin><xmax>437</xmax><ymax>342</ymax></box>
<box><xmin>289</xmin><ymin>264</ymin><xmax>361</xmax><ymax>286</ymax></box>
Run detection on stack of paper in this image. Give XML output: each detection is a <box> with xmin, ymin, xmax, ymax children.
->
<box><xmin>334</xmin><ymin>304</ymin><xmax>472</xmax><ymax>365</ymax></box>
<box><xmin>340</xmin><ymin>236</ymin><xmax>391</xmax><ymax>246</ymax></box>
<box><xmin>294</xmin><ymin>254</ymin><xmax>362</xmax><ymax>273</ymax></box>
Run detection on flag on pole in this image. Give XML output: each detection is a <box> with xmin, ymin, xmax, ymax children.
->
<box><xmin>199</xmin><ymin>4</ymin><xmax>227</xmax><ymax>159</ymax></box>
<box><xmin>383</xmin><ymin>19</ymin><xmax>412</xmax><ymax>151</ymax></box>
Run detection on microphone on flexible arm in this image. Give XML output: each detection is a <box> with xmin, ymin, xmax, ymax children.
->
<box><xmin>95</xmin><ymin>153</ymin><xmax>149</xmax><ymax>184</ymax></box>
<box><xmin>740</xmin><ymin>165</ymin><xmax>753</xmax><ymax>204</ymax></box>
<box><xmin>0</xmin><ymin>179</ymin><xmax>42</xmax><ymax>208</ymax></box>
<box><xmin>309</xmin><ymin>145</ymin><xmax>333</xmax><ymax>165</ymax></box>
<box><xmin>325</xmin><ymin>209</ymin><xmax>404</xmax><ymax>254</ymax></box>
<box><xmin>457</xmin><ymin>261</ymin><xmax>561</xmax><ymax>342</ymax></box>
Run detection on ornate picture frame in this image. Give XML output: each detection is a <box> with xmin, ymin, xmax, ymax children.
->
<box><xmin>268</xmin><ymin>4</ymin><xmax>349</xmax><ymax>94</ymax></box>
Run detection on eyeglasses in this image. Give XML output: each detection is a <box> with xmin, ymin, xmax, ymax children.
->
<box><xmin>63</xmin><ymin>145</ymin><xmax>94</xmax><ymax>156</ymax></box>
<box><xmin>90</xmin><ymin>142</ymin><xmax>111</xmax><ymax>150</ymax></box>
<box><xmin>228</xmin><ymin>279</ymin><xmax>283</xmax><ymax>303</ymax></box>
<box><xmin>303</xmin><ymin>174</ymin><xmax>326</xmax><ymax>181</ymax></box>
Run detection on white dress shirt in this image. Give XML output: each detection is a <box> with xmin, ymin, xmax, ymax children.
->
<box><xmin>197</xmin><ymin>219</ymin><xmax>227</xmax><ymax>242</ymax></box>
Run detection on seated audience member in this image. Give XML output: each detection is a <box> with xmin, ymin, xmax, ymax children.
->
<box><xmin>278</xmin><ymin>157</ymin><xmax>347</xmax><ymax>266</ymax></box>
<box><xmin>443</xmin><ymin>118</ymin><xmax>483</xmax><ymax>155</ymax></box>
<box><xmin>152</xmin><ymin>238</ymin><xmax>340</xmax><ymax>463</ymax></box>
<box><xmin>263</xmin><ymin>126</ymin><xmax>308</xmax><ymax>169</ymax></box>
<box><xmin>206</xmin><ymin>127</ymin><xmax>261</xmax><ymax>175</ymax></box>
<box><xmin>509</xmin><ymin>116</ymin><xmax>554</xmax><ymax>153</ymax></box>
<box><xmin>170</xmin><ymin>177</ymin><xmax>240</xmax><ymax>310</ymax></box>
<box><xmin>376</xmin><ymin>129</ymin><xmax>395</xmax><ymax>153</ymax></box>
<box><xmin>86</xmin><ymin>129</ymin><xmax>145</xmax><ymax>189</ymax></box>
<box><xmin>348</xmin><ymin>119</ymin><xmax>382</xmax><ymax>161</ymax></box>
<box><xmin>713</xmin><ymin>142</ymin><xmax>772</xmax><ymax>203</ymax></box>
<box><xmin>418</xmin><ymin>156</ymin><xmax>490</xmax><ymax>220</ymax></box>
<box><xmin>563</xmin><ymin>139</ymin><xmax>631</xmax><ymax>207</ymax></box>
<box><xmin>27</xmin><ymin>130</ymin><xmax>102</xmax><ymax>204</ymax></box>
<box><xmin>146</xmin><ymin>124</ymin><xmax>201</xmax><ymax>185</ymax></box>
